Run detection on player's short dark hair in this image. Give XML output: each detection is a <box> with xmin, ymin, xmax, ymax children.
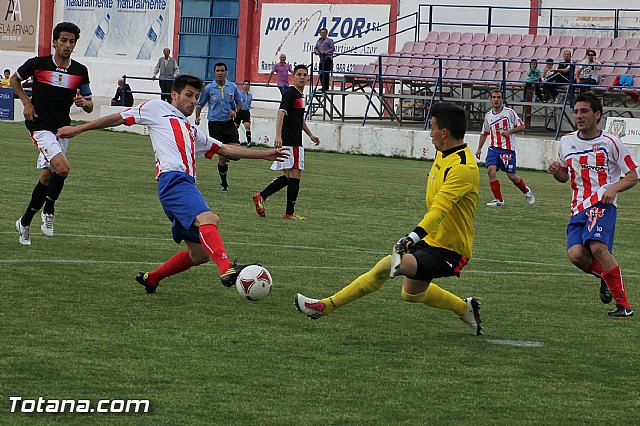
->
<box><xmin>490</xmin><ymin>89</ymin><xmax>503</xmax><ymax>97</ymax></box>
<box><xmin>293</xmin><ymin>64</ymin><xmax>308</xmax><ymax>73</ymax></box>
<box><xmin>214</xmin><ymin>62</ymin><xmax>227</xmax><ymax>71</ymax></box>
<box><xmin>53</xmin><ymin>22</ymin><xmax>81</xmax><ymax>41</ymax></box>
<box><xmin>172</xmin><ymin>75</ymin><xmax>204</xmax><ymax>94</ymax></box>
<box><xmin>430</xmin><ymin>103</ymin><xmax>467</xmax><ymax>140</ymax></box>
<box><xmin>574</xmin><ymin>92</ymin><xmax>603</xmax><ymax>120</ymax></box>
<box><xmin>243</xmin><ymin>79</ymin><xmax>250</xmax><ymax>84</ymax></box>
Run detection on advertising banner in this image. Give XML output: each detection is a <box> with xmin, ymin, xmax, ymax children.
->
<box><xmin>0</xmin><ymin>87</ymin><xmax>14</xmax><ymax>120</ymax></box>
<box><xmin>259</xmin><ymin>3</ymin><xmax>390</xmax><ymax>75</ymax></box>
<box><xmin>63</xmin><ymin>0</ymin><xmax>170</xmax><ymax>60</ymax></box>
<box><xmin>606</xmin><ymin>117</ymin><xmax>640</xmax><ymax>145</ymax></box>
<box><xmin>0</xmin><ymin>0</ymin><xmax>38</xmax><ymax>52</ymax></box>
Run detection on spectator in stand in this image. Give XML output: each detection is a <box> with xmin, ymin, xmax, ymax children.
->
<box><xmin>541</xmin><ymin>58</ymin><xmax>555</xmax><ymax>102</ymax></box>
<box><xmin>314</xmin><ymin>28</ymin><xmax>335</xmax><ymax>92</ymax></box>
<box><xmin>575</xmin><ymin>49</ymin><xmax>602</xmax><ymax>93</ymax></box>
<box><xmin>1</xmin><ymin>69</ymin><xmax>10</xmax><ymax>88</ymax></box>
<box><xmin>266</xmin><ymin>54</ymin><xmax>293</xmax><ymax>96</ymax></box>
<box><xmin>544</xmin><ymin>50</ymin><xmax>574</xmax><ymax>104</ymax></box>
<box><xmin>110</xmin><ymin>78</ymin><xmax>134</xmax><ymax>107</ymax></box>
<box><xmin>520</xmin><ymin>59</ymin><xmax>543</xmax><ymax>102</ymax></box>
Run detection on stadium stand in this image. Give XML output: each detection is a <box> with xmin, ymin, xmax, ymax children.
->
<box><xmin>340</xmin><ymin>31</ymin><xmax>639</xmax><ymax>103</ymax></box>
<box><xmin>323</xmin><ymin>28</ymin><xmax>640</xmax><ymax>134</ymax></box>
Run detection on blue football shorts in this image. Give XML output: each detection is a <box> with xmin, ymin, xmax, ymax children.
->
<box><xmin>157</xmin><ymin>171</ymin><xmax>211</xmax><ymax>243</ymax></box>
<box><xmin>485</xmin><ymin>146</ymin><xmax>517</xmax><ymax>174</ymax></box>
<box><xmin>566</xmin><ymin>202</ymin><xmax>617</xmax><ymax>251</ymax></box>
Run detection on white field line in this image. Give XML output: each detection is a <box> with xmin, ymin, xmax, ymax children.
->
<box><xmin>1</xmin><ymin>231</ymin><xmax>559</xmax><ymax>266</ymax></box>
<box><xmin>485</xmin><ymin>339</ymin><xmax>545</xmax><ymax>347</ymax></box>
<box><xmin>1</xmin><ymin>231</ymin><xmax>639</xmax><ymax>276</ymax></box>
<box><xmin>1</xmin><ymin>259</ymin><xmax>639</xmax><ymax>277</ymax></box>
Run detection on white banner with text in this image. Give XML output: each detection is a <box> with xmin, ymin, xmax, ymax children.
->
<box><xmin>63</xmin><ymin>0</ymin><xmax>170</xmax><ymax>60</ymax></box>
<box><xmin>259</xmin><ymin>3</ymin><xmax>390</xmax><ymax>75</ymax></box>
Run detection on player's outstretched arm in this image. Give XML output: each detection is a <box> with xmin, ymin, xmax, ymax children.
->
<box><xmin>56</xmin><ymin>113</ymin><xmax>126</xmax><ymax>139</ymax></box>
<box><xmin>217</xmin><ymin>144</ymin><xmax>289</xmax><ymax>162</ymax></box>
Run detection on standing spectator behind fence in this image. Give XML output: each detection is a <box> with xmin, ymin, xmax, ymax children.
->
<box><xmin>520</xmin><ymin>60</ymin><xmax>543</xmax><ymax>102</ymax></box>
<box><xmin>267</xmin><ymin>54</ymin><xmax>293</xmax><ymax>96</ymax></box>
<box><xmin>153</xmin><ymin>48</ymin><xmax>179</xmax><ymax>102</ymax></box>
<box><xmin>111</xmin><ymin>78</ymin><xmax>134</xmax><ymax>107</ymax></box>
<box><xmin>575</xmin><ymin>50</ymin><xmax>601</xmax><ymax>93</ymax></box>
<box><xmin>544</xmin><ymin>50</ymin><xmax>573</xmax><ymax>104</ymax></box>
<box><xmin>1</xmin><ymin>69</ymin><xmax>10</xmax><ymax>87</ymax></box>
<box><xmin>314</xmin><ymin>28</ymin><xmax>335</xmax><ymax>92</ymax></box>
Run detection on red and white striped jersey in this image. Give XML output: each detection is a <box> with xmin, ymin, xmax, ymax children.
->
<box><xmin>120</xmin><ymin>100</ymin><xmax>221</xmax><ymax>180</ymax></box>
<box><xmin>482</xmin><ymin>107</ymin><xmax>523</xmax><ymax>151</ymax></box>
<box><xmin>558</xmin><ymin>130</ymin><xmax>637</xmax><ymax>216</ymax></box>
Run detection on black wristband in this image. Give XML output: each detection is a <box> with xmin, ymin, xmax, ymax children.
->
<box><xmin>412</xmin><ymin>226</ymin><xmax>428</xmax><ymax>240</ymax></box>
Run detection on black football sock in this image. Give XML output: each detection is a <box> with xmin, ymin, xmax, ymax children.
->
<box><xmin>246</xmin><ymin>131</ymin><xmax>252</xmax><ymax>145</ymax></box>
<box><xmin>285</xmin><ymin>177</ymin><xmax>300</xmax><ymax>215</ymax></box>
<box><xmin>43</xmin><ymin>172</ymin><xmax>67</xmax><ymax>215</ymax></box>
<box><xmin>260</xmin><ymin>175</ymin><xmax>288</xmax><ymax>200</ymax></box>
<box><xmin>21</xmin><ymin>181</ymin><xmax>48</xmax><ymax>226</ymax></box>
<box><xmin>218</xmin><ymin>164</ymin><xmax>228</xmax><ymax>187</ymax></box>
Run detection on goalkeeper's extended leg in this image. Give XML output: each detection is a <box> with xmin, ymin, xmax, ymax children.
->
<box><xmin>295</xmin><ymin>255</ymin><xmax>392</xmax><ymax>319</ymax></box>
<box><xmin>402</xmin><ymin>284</ymin><xmax>482</xmax><ymax>335</ymax></box>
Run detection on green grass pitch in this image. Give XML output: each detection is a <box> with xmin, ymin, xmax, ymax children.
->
<box><xmin>1</xmin><ymin>121</ymin><xmax>639</xmax><ymax>424</ymax></box>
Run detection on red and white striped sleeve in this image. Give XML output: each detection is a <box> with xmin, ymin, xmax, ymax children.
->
<box><xmin>119</xmin><ymin>100</ymin><xmax>153</xmax><ymax>126</ymax></box>
<box><xmin>193</xmin><ymin>125</ymin><xmax>223</xmax><ymax>159</ymax></box>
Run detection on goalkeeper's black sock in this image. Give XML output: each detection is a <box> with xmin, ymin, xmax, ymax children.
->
<box><xmin>43</xmin><ymin>172</ymin><xmax>67</xmax><ymax>215</ymax></box>
<box><xmin>246</xmin><ymin>131</ymin><xmax>252</xmax><ymax>145</ymax></box>
<box><xmin>21</xmin><ymin>181</ymin><xmax>48</xmax><ymax>226</ymax></box>
<box><xmin>218</xmin><ymin>164</ymin><xmax>228</xmax><ymax>188</ymax></box>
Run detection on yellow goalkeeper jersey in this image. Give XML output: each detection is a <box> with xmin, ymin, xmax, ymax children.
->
<box><xmin>417</xmin><ymin>144</ymin><xmax>479</xmax><ymax>259</ymax></box>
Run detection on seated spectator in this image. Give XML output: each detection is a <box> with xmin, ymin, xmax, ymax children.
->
<box><xmin>540</xmin><ymin>58</ymin><xmax>554</xmax><ymax>102</ymax></box>
<box><xmin>575</xmin><ymin>49</ymin><xmax>601</xmax><ymax>93</ymax></box>
<box><xmin>544</xmin><ymin>50</ymin><xmax>573</xmax><ymax>103</ymax></box>
<box><xmin>111</xmin><ymin>78</ymin><xmax>134</xmax><ymax>107</ymax></box>
<box><xmin>1</xmin><ymin>69</ymin><xmax>10</xmax><ymax>88</ymax></box>
<box><xmin>521</xmin><ymin>60</ymin><xmax>543</xmax><ymax>102</ymax></box>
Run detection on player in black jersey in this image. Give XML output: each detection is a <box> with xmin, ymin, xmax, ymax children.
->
<box><xmin>11</xmin><ymin>22</ymin><xmax>93</xmax><ymax>245</ymax></box>
<box><xmin>252</xmin><ymin>64</ymin><xmax>320</xmax><ymax>220</ymax></box>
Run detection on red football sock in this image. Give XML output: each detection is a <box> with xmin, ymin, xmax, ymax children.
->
<box><xmin>490</xmin><ymin>180</ymin><xmax>503</xmax><ymax>202</ymax></box>
<box><xmin>515</xmin><ymin>177</ymin><xmax>529</xmax><ymax>194</ymax></box>
<box><xmin>199</xmin><ymin>223</ymin><xmax>232</xmax><ymax>274</ymax></box>
<box><xmin>147</xmin><ymin>250</ymin><xmax>196</xmax><ymax>285</ymax></box>
<box><xmin>602</xmin><ymin>265</ymin><xmax>631</xmax><ymax>309</ymax></box>
<box><xmin>585</xmin><ymin>258</ymin><xmax>603</xmax><ymax>278</ymax></box>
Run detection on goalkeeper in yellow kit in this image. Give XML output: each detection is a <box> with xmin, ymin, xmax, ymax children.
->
<box><xmin>295</xmin><ymin>103</ymin><xmax>483</xmax><ymax>335</ymax></box>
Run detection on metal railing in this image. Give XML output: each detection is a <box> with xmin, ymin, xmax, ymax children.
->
<box><xmin>417</xmin><ymin>4</ymin><xmax>640</xmax><ymax>37</ymax></box>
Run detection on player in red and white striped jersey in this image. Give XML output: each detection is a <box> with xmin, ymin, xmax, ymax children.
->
<box><xmin>476</xmin><ymin>90</ymin><xmax>535</xmax><ymax>207</ymax></box>
<box><xmin>57</xmin><ymin>75</ymin><xmax>287</xmax><ymax>293</ymax></box>
<box><xmin>548</xmin><ymin>93</ymin><xmax>637</xmax><ymax>317</ymax></box>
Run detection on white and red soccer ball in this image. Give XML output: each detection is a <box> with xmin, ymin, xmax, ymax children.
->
<box><xmin>236</xmin><ymin>265</ymin><xmax>272</xmax><ymax>301</ymax></box>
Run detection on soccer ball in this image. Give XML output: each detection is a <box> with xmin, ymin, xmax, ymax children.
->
<box><xmin>236</xmin><ymin>265</ymin><xmax>272</xmax><ymax>301</ymax></box>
